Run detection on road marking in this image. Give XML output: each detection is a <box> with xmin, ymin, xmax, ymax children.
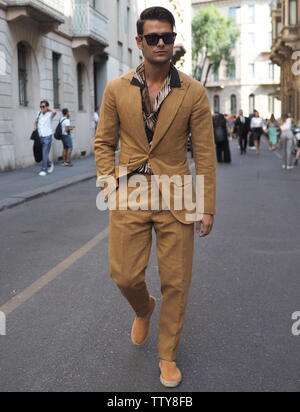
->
<box><xmin>0</xmin><ymin>227</ymin><xmax>109</xmax><ymax>316</ymax></box>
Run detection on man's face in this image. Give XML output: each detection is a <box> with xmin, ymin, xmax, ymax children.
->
<box><xmin>239</xmin><ymin>110</ymin><xmax>243</xmax><ymax>116</ymax></box>
<box><xmin>136</xmin><ymin>20</ymin><xmax>175</xmax><ymax>66</ymax></box>
<box><xmin>40</xmin><ymin>103</ymin><xmax>48</xmax><ymax>114</ymax></box>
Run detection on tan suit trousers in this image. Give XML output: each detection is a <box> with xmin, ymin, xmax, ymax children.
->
<box><xmin>108</xmin><ymin>175</ymin><xmax>195</xmax><ymax>362</ymax></box>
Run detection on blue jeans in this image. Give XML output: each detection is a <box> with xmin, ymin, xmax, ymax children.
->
<box><xmin>40</xmin><ymin>135</ymin><xmax>52</xmax><ymax>172</ymax></box>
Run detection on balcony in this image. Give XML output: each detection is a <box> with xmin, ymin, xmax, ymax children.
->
<box><xmin>281</xmin><ymin>25</ymin><xmax>300</xmax><ymax>49</ymax></box>
<box><xmin>71</xmin><ymin>4</ymin><xmax>109</xmax><ymax>53</ymax></box>
<box><xmin>5</xmin><ymin>0</ymin><xmax>65</xmax><ymax>29</ymax></box>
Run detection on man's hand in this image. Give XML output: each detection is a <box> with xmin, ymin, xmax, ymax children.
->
<box><xmin>196</xmin><ymin>214</ymin><xmax>214</xmax><ymax>238</ymax></box>
<box><xmin>51</xmin><ymin>109</ymin><xmax>57</xmax><ymax>118</ymax></box>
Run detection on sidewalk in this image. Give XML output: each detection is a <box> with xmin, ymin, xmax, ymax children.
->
<box><xmin>0</xmin><ymin>156</ymin><xmax>96</xmax><ymax>212</ymax></box>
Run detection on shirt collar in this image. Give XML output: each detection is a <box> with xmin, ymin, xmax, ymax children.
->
<box><xmin>131</xmin><ymin>62</ymin><xmax>181</xmax><ymax>89</ymax></box>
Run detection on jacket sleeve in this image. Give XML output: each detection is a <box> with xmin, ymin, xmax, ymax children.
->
<box><xmin>189</xmin><ymin>83</ymin><xmax>217</xmax><ymax>215</ymax></box>
<box><xmin>94</xmin><ymin>80</ymin><xmax>120</xmax><ymax>183</ymax></box>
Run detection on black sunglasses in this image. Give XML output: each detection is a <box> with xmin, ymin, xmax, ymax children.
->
<box><xmin>140</xmin><ymin>32</ymin><xmax>177</xmax><ymax>46</ymax></box>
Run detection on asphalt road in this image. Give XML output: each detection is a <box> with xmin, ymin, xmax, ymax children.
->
<box><xmin>0</xmin><ymin>140</ymin><xmax>299</xmax><ymax>392</ymax></box>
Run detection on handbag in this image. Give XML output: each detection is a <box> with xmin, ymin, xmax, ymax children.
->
<box><xmin>30</xmin><ymin>111</ymin><xmax>41</xmax><ymax>141</ymax></box>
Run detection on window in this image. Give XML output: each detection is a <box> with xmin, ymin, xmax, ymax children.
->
<box><xmin>214</xmin><ymin>95</ymin><xmax>220</xmax><ymax>113</ymax></box>
<box><xmin>268</xmin><ymin>31</ymin><xmax>272</xmax><ymax>48</ymax></box>
<box><xmin>268</xmin><ymin>94</ymin><xmax>275</xmax><ymax>113</ymax></box>
<box><xmin>229</xmin><ymin>7</ymin><xmax>239</xmax><ymax>21</ymax></box>
<box><xmin>231</xmin><ymin>95</ymin><xmax>237</xmax><ymax>115</ymax></box>
<box><xmin>18</xmin><ymin>42</ymin><xmax>28</xmax><ymax>106</ymax></box>
<box><xmin>127</xmin><ymin>6</ymin><xmax>131</xmax><ymax>45</ymax></box>
<box><xmin>269</xmin><ymin>62</ymin><xmax>275</xmax><ymax>80</ymax></box>
<box><xmin>248</xmin><ymin>32</ymin><xmax>255</xmax><ymax>46</ymax></box>
<box><xmin>276</xmin><ymin>18</ymin><xmax>282</xmax><ymax>37</ymax></box>
<box><xmin>248</xmin><ymin>5</ymin><xmax>255</xmax><ymax>24</ymax></box>
<box><xmin>52</xmin><ymin>53</ymin><xmax>61</xmax><ymax>109</ymax></box>
<box><xmin>227</xmin><ymin>61</ymin><xmax>236</xmax><ymax>79</ymax></box>
<box><xmin>213</xmin><ymin>64</ymin><xmax>219</xmax><ymax>82</ymax></box>
<box><xmin>249</xmin><ymin>94</ymin><xmax>255</xmax><ymax>113</ymax></box>
<box><xmin>117</xmin><ymin>0</ymin><xmax>122</xmax><ymax>42</ymax></box>
<box><xmin>248</xmin><ymin>63</ymin><xmax>255</xmax><ymax>78</ymax></box>
<box><xmin>289</xmin><ymin>0</ymin><xmax>298</xmax><ymax>25</ymax></box>
<box><xmin>77</xmin><ymin>63</ymin><xmax>84</xmax><ymax>111</ymax></box>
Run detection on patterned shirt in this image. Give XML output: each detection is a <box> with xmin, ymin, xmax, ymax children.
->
<box><xmin>130</xmin><ymin>63</ymin><xmax>181</xmax><ymax>174</ymax></box>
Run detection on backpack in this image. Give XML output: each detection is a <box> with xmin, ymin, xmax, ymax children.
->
<box><xmin>54</xmin><ymin>118</ymin><xmax>67</xmax><ymax>141</ymax></box>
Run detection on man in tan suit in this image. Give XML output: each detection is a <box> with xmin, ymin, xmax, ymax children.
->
<box><xmin>94</xmin><ymin>7</ymin><xmax>216</xmax><ymax>388</ymax></box>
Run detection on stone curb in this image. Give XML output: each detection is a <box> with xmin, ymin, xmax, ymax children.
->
<box><xmin>0</xmin><ymin>172</ymin><xmax>96</xmax><ymax>212</ymax></box>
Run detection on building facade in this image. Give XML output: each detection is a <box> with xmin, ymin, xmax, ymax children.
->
<box><xmin>192</xmin><ymin>0</ymin><xmax>281</xmax><ymax>118</ymax></box>
<box><xmin>142</xmin><ymin>0</ymin><xmax>192</xmax><ymax>75</ymax></box>
<box><xmin>270</xmin><ymin>0</ymin><xmax>300</xmax><ymax>121</ymax></box>
<box><xmin>0</xmin><ymin>0</ymin><xmax>142</xmax><ymax>171</ymax></box>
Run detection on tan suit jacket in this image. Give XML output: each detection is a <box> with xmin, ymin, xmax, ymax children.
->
<box><xmin>94</xmin><ymin>68</ymin><xmax>217</xmax><ymax>224</ymax></box>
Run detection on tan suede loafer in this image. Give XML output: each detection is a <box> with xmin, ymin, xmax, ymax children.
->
<box><xmin>159</xmin><ymin>360</ymin><xmax>182</xmax><ymax>388</ymax></box>
<box><xmin>131</xmin><ymin>296</ymin><xmax>156</xmax><ymax>346</ymax></box>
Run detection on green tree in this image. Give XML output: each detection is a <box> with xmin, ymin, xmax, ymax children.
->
<box><xmin>192</xmin><ymin>6</ymin><xmax>240</xmax><ymax>86</ymax></box>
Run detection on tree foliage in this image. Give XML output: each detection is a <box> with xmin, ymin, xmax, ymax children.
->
<box><xmin>192</xmin><ymin>6</ymin><xmax>240</xmax><ymax>85</ymax></box>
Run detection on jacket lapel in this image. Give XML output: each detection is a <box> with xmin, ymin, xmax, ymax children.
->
<box><xmin>150</xmin><ymin>80</ymin><xmax>190</xmax><ymax>152</ymax></box>
<box><xmin>122</xmin><ymin>69</ymin><xmax>190</xmax><ymax>153</ymax></box>
<box><xmin>127</xmin><ymin>85</ymin><xmax>150</xmax><ymax>151</ymax></box>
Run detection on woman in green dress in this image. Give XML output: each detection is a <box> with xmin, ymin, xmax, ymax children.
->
<box><xmin>268</xmin><ymin>114</ymin><xmax>278</xmax><ymax>151</ymax></box>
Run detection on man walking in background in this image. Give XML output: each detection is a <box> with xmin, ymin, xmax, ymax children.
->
<box><xmin>34</xmin><ymin>100</ymin><xmax>57</xmax><ymax>177</ymax></box>
<box><xmin>95</xmin><ymin>7</ymin><xmax>216</xmax><ymax>388</ymax></box>
<box><xmin>235</xmin><ymin>110</ymin><xmax>249</xmax><ymax>155</ymax></box>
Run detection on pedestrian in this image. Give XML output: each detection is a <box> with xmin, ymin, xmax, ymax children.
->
<box><xmin>250</xmin><ymin>111</ymin><xmax>264</xmax><ymax>155</ymax></box>
<box><xmin>248</xmin><ymin>109</ymin><xmax>258</xmax><ymax>150</ymax></box>
<box><xmin>34</xmin><ymin>100</ymin><xmax>57</xmax><ymax>176</ymax></box>
<box><xmin>280</xmin><ymin>114</ymin><xmax>295</xmax><ymax>170</ymax></box>
<box><xmin>94</xmin><ymin>6</ymin><xmax>216</xmax><ymax>388</ymax></box>
<box><xmin>227</xmin><ymin>115</ymin><xmax>234</xmax><ymax>141</ymax></box>
<box><xmin>267</xmin><ymin>114</ymin><xmax>279</xmax><ymax>151</ymax></box>
<box><xmin>213</xmin><ymin>112</ymin><xmax>232</xmax><ymax>163</ymax></box>
<box><xmin>60</xmin><ymin>108</ymin><xmax>75</xmax><ymax>167</ymax></box>
<box><xmin>235</xmin><ymin>109</ymin><xmax>249</xmax><ymax>155</ymax></box>
<box><xmin>294</xmin><ymin>121</ymin><xmax>300</xmax><ymax>166</ymax></box>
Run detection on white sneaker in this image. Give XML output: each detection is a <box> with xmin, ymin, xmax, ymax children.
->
<box><xmin>39</xmin><ymin>171</ymin><xmax>47</xmax><ymax>177</ymax></box>
<box><xmin>48</xmin><ymin>162</ymin><xmax>54</xmax><ymax>174</ymax></box>
<box><xmin>287</xmin><ymin>166</ymin><xmax>294</xmax><ymax>170</ymax></box>
<box><xmin>282</xmin><ymin>165</ymin><xmax>286</xmax><ymax>169</ymax></box>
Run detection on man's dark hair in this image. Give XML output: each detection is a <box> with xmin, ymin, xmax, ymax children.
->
<box><xmin>62</xmin><ymin>108</ymin><xmax>69</xmax><ymax>116</ymax></box>
<box><xmin>40</xmin><ymin>100</ymin><xmax>49</xmax><ymax>107</ymax></box>
<box><xmin>137</xmin><ymin>7</ymin><xmax>176</xmax><ymax>36</ymax></box>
